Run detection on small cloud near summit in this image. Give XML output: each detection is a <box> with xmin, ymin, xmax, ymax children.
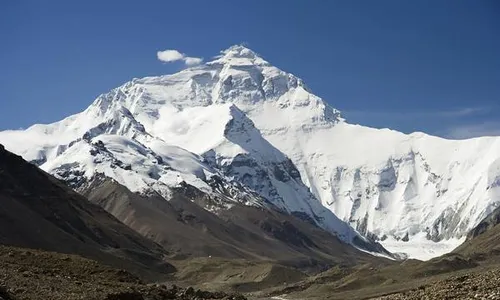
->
<box><xmin>157</xmin><ymin>49</ymin><xmax>203</xmax><ymax>66</ymax></box>
<box><xmin>184</xmin><ymin>56</ymin><xmax>203</xmax><ymax>66</ymax></box>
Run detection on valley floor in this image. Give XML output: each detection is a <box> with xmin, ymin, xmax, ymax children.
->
<box><xmin>2</xmin><ymin>243</ymin><xmax>500</xmax><ymax>300</ymax></box>
<box><xmin>248</xmin><ymin>254</ymin><xmax>500</xmax><ymax>300</ymax></box>
<box><xmin>0</xmin><ymin>245</ymin><xmax>246</xmax><ymax>300</ymax></box>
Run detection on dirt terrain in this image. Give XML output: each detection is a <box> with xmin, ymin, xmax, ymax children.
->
<box><xmin>373</xmin><ymin>268</ymin><xmax>500</xmax><ymax>300</ymax></box>
<box><xmin>250</xmin><ymin>258</ymin><xmax>500</xmax><ymax>300</ymax></box>
<box><xmin>0</xmin><ymin>245</ymin><xmax>248</xmax><ymax>300</ymax></box>
<box><xmin>2</xmin><ymin>241</ymin><xmax>500</xmax><ymax>300</ymax></box>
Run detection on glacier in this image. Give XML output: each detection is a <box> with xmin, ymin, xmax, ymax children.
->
<box><xmin>1</xmin><ymin>45</ymin><xmax>500</xmax><ymax>260</ymax></box>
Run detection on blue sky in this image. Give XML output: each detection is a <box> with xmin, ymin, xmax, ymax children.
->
<box><xmin>1</xmin><ymin>1</ymin><xmax>499</xmax><ymax>138</ymax></box>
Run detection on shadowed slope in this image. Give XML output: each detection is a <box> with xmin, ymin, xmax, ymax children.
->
<box><xmin>0</xmin><ymin>144</ymin><xmax>174</xmax><ymax>279</ymax></box>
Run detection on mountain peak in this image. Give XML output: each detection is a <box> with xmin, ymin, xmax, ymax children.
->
<box><xmin>209</xmin><ymin>44</ymin><xmax>269</xmax><ymax>66</ymax></box>
<box><xmin>222</xmin><ymin>45</ymin><xmax>259</xmax><ymax>58</ymax></box>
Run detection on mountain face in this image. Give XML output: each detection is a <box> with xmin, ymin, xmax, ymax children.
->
<box><xmin>0</xmin><ymin>144</ymin><xmax>174</xmax><ymax>279</ymax></box>
<box><xmin>1</xmin><ymin>45</ymin><xmax>500</xmax><ymax>259</ymax></box>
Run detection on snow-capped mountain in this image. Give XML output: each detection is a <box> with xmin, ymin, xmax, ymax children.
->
<box><xmin>1</xmin><ymin>45</ymin><xmax>500</xmax><ymax>259</ymax></box>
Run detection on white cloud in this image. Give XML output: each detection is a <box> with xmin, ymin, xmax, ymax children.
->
<box><xmin>157</xmin><ymin>50</ymin><xmax>184</xmax><ymax>62</ymax></box>
<box><xmin>156</xmin><ymin>49</ymin><xmax>203</xmax><ymax>66</ymax></box>
<box><xmin>438</xmin><ymin>107</ymin><xmax>489</xmax><ymax>118</ymax></box>
<box><xmin>184</xmin><ymin>56</ymin><xmax>203</xmax><ymax>66</ymax></box>
<box><xmin>444</xmin><ymin>121</ymin><xmax>500</xmax><ymax>139</ymax></box>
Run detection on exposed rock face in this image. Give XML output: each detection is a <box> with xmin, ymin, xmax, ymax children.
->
<box><xmin>467</xmin><ymin>206</ymin><xmax>500</xmax><ymax>240</ymax></box>
<box><xmin>453</xmin><ymin>205</ymin><xmax>500</xmax><ymax>258</ymax></box>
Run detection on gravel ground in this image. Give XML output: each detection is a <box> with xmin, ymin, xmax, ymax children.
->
<box><xmin>0</xmin><ymin>245</ymin><xmax>247</xmax><ymax>300</ymax></box>
<box><xmin>373</xmin><ymin>269</ymin><xmax>500</xmax><ymax>300</ymax></box>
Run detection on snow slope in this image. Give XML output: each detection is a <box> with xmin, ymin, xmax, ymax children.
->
<box><xmin>1</xmin><ymin>45</ymin><xmax>500</xmax><ymax>259</ymax></box>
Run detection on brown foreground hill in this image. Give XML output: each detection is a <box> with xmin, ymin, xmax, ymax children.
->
<box><xmin>0</xmin><ymin>144</ymin><xmax>174</xmax><ymax>280</ymax></box>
